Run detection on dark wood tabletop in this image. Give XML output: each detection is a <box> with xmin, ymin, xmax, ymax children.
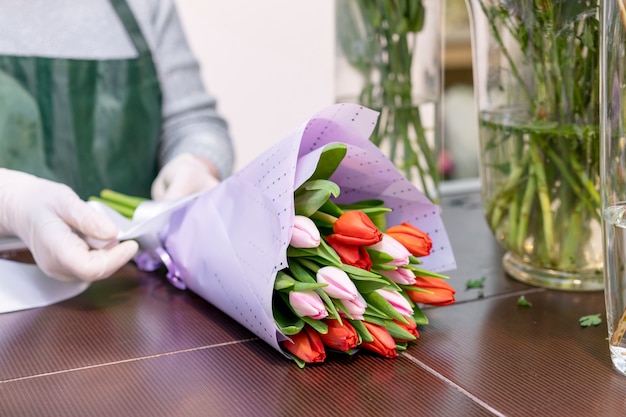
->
<box><xmin>1</xmin><ymin>187</ymin><xmax>625</xmax><ymax>417</ymax></box>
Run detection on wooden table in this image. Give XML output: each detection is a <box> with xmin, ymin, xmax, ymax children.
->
<box><xmin>1</xmin><ymin>188</ymin><xmax>625</xmax><ymax>417</ymax></box>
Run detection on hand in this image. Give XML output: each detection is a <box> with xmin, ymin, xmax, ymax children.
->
<box><xmin>0</xmin><ymin>169</ymin><xmax>139</xmax><ymax>282</ymax></box>
<box><xmin>151</xmin><ymin>153</ymin><xmax>220</xmax><ymax>201</ymax></box>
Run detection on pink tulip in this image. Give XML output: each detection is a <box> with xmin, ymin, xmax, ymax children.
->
<box><xmin>340</xmin><ymin>292</ymin><xmax>367</xmax><ymax>320</ymax></box>
<box><xmin>378</xmin><ymin>267</ymin><xmax>417</xmax><ymax>285</ymax></box>
<box><xmin>316</xmin><ymin>266</ymin><xmax>359</xmax><ymax>301</ymax></box>
<box><xmin>289</xmin><ymin>290</ymin><xmax>328</xmax><ymax>320</ymax></box>
<box><xmin>290</xmin><ymin>215</ymin><xmax>321</xmax><ymax>248</ymax></box>
<box><xmin>376</xmin><ymin>289</ymin><xmax>413</xmax><ymax>316</ymax></box>
<box><xmin>368</xmin><ymin>234</ymin><xmax>410</xmax><ymax>266</ymax></box>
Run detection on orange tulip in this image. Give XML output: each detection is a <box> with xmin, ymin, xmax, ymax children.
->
<box><xmin>282</xmin><ymin>326</ymin><xmax>326</xmax><ymax>363</ymax></box>
<box><xmin>319</xmin><ymin>319</ymin><xmax>359</xmax><ymax>352</ymax></box>
<box><xmin>325</xmin><ymin>234</ymin><xmax>372</xmax><ymax>270</ymax></box>
<box><xmin>386</xmin><ymin>222</ymin><xmax>432</xmax><ymax>257</ymax></box>
<box><xmin>406</xmin><ymin>276</ymin><xmax>456</xmax><ymax>306</ymax></box>
<box><xmin>360</xmin><ymin>322</ymin><xmax>398</xmax><ymax>358</ymax></box>
<box><xmin>332</xmin><ymin>210</ymin><xmax>383</xmax><ymax>246</ymax></box>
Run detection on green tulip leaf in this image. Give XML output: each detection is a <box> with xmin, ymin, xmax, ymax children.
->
<box><xmin>274</xmin><ymin>271</ymin><xmax>296</xmax><ymax>291</ymax></box>
<box><xmin>294</xmin><ymin>189</ymin><xmax>333</xmax><ymax>217</ymax></box>
<box><xmin>273</xmin><ymin>295</ymin><xmax>305</xmax><ymax>335</ymax></box>
<box><xmin>318</xmin><ymin>199</ymin><xmax>344</xmax><ymax>217</ymax></box>
<box><xmin>363</xmin><ymin>314</ymin><xmax>386</xmax><ymax>325</ymax></box>
<box><xmin>405</xmin><ymin>265</ymin><xmax>449</xmax><ymax>279</ymax></box>
<box><xmin>307</xmin><ymin>143</ymin><xmax>348</xmax><ymax>181</ymax></box>
<box><xmin>395</xmin><ymin>342</ymin><xmax>409</xmax><ymax>352</ymax></box>
<box><xmin>341</xmin><ymin>264</ymin><xmax>383</xmax><ymax>278</ymax></box>
<box><xmin>385</xmin><ymin>320</ymin><xmax>417</xmax><ymax>341</ymax></box>
<box><xmin>292</xmin><ymin>282</ymin><xmax>328</xmax><ymax>292</ymax></box>
<box><xmin>367</xmin><ymin>249</ymin><xmax>395</xmax><ymax>265</ymax></box>
<box><xmin>348</xmin><ymin>319</ymin><xmax>373</xmax><ymax>343</ymax></box>
<box><xmin>363</xmin><ymin>291</ymin><xmax>408</xmax><ymax>324</ymax></box>
<box><xmin>314</xmin><ymin>287</ymin><xmax>341</xmax><ymax>321</ymax></box>
<box><xmin>408</xmin><ymin>255</ymin><xmax>423</xmax><ymax>265</ymax></box>
<box><xmin>354</xmin><ymin>279</ymin><xmax>396</xmax><ymax>294</ymax></box>
<box><xmin>412</xmin><ymin>305</ymin><xmax>429</xmax><ymax>325</ymax></box>
<box><xmin>287</xmin><ymin>259</ymin><xmax>317</xmax><ymax>283</ymax></box>
<box><xmin>337</xmin><ymin>199</ymin><xmax>385</xmax><ymax>210</ymax></box>
<box><xmin>301</xmin><ymin>316</ymin><xmax>328</xmax><ymax>334</ymax></box>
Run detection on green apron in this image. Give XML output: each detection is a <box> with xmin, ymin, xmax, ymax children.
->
<box><xmin>0</xmin><ymin>0</ymin><xmax>162</xmax><ymax>199</ymax></box>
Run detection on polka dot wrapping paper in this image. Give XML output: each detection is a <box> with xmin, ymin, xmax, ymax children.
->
<box><xmin>156</xmin><ymin>103</ymin><xmax>456</xmax><ymax>356</ymax></box>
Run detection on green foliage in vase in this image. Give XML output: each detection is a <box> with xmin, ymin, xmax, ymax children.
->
<box><xmin>475</xmin><ymin>0</ymin><xmax>601</xmax><ymax>273</ymax></box>
<box><xmin>336</xmin><ymin>0</ymin><xmax>439</xmax><ymax>202</ymax></box>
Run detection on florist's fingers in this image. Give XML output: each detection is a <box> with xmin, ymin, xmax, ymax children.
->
<box><xmin>54</xmin><ymin>192</ymin><xmax>120</xmax><ymax>241</ymax></box>
<box><xmin>52</xmin><ymin>238</ymin><xmax>139</xmax><ymax>282</ymax></box>
<box><xmin>31</xmin><ymin>218</ymin><xmax>138</xmax><ymax>282</ymax></box>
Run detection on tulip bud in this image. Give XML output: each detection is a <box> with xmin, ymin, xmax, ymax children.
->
<box><xmin>360</xmin><ymin>322</ymin><xmax>398</xmax><ymax>358</ymax></box>
<box><xmin>386</xmin><ymin>222</ymin><xmax>432</xmax><ymax>257</ymax></box>
<box><xmin>282</xmin><ymin>325</ymin><xmax>326</xmax><ymax>363</ymax></box>
<box><xmin>376</xmin><ymin>288</ymin><xmax>414</xmax><ymax>317</ymax></box>
<box><xmin>378</xmin><ymin>267</ymin><xmax>416</xmax><ymax>285</ymax></box>
<box><xmin>340</xmin><ymin>292</ymin><xmax>367</xmax><ymax>320</ymax></box>
<box><xmin>368</xmin><ymin>234</ymin><xmax>410</xmax><ymax>266</ymax></box>
<box><xmin>319</xmin><ymin>319</ymin><xmax>359</xmax><ymax>352</ymax></box>
<box><xmin>406</xmin><ymin>277</ymin><xmax>456</xmax><ymax>306</ymax></box>
<box><xmin>316</xmin><ymin>266</ymin><xmax>359</xmax><ymax>300</ymax></box>
<box><xmin>332</xmin><ymin>210</ymin><xmax>383</xmax><ymax>246</ymax></box>
<box><xmin>325</xmin><ymin>234</ymin><xmax>373</xmax><ymax>270</ymax></box>
<box><xmin>290</xmin><ymin>215</ymin><xmax>321</xmax><ymax>248</ymax></box>
<box><xmin>289</xmin><ymin>290</ymin><xmax>329</xmax><ymax>320</ymax></box>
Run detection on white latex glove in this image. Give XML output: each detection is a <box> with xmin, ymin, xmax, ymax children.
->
<box><xmin>0</xmin><ymin>168</ymin><xmax>139</xmax><ymax>282</ymax></box>
<box><xmin>151</xmin><ymin>153</ymin><xmax>220</xmax><ymax>201</ymax></box>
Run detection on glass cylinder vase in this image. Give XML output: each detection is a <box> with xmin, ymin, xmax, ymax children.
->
<box><xmin>600</xmin><ymin>0</ymin><xmax>626</xmax><ymax>375</ymax></box>
<box><xmin>465</xmin><ymin>0</ymin><xmax>603</xmax><ymax>290</ymax></box>
<box><xmin>334</xmin><ymin>0</ymin><xmax>443</xmax><ymax>203</ymax></box>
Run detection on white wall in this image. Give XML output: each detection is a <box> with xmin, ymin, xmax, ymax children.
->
<box><xmin>175</xmin><ymin>1</ymin><xmax>336</xmax><ymax>171</ymax></box>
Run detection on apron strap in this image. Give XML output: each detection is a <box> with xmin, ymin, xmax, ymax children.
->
<box><xmin>109</xmin><ymin>0</ymin><xmax>152</xmax><ymax>58</ymax></box>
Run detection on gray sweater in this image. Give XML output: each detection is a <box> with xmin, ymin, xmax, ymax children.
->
<box><xmin>0</xmin><ymin>0</ymin><xmax>234</xmax><ymax>179</ymax></box>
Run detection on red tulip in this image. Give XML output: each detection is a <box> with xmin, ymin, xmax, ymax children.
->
<box><xmin>406</xmin><ymin>276</ymin><xmax>456</xmax><ymax>306</ymax></box>
<box><xmin>282</xmin><ymin>326</ymin><xmax>326</xmax><ymax>363</ymax></box>
<box><xmin>325</xmin><ymin>234</ymin><xmax>372</xmax><ymax>270</ymax></box>
<box><xmin>360</xmin><ymin>322</ymin><xmax>398</xmax><ymax>358</ymax></box>
<box><xmin>332</xmin><ymin>210</ymin><xmax>383</xmax><ymax>246</ymax></box>
<box><xmin>393</xmin><ymin>317</ymin><xmax>419</xmax><ymax>342</ymax></box>
<box><xmin>386</xmin><ymin>222</ymin><xmax>432</xmax><ymax>257</ymax></box>
<box><xmin>319</xmin><ymin>319</ymin><xmax>359</xmax><ymax>352</ymax></box>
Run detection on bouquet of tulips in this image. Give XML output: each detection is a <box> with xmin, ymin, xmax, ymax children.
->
<box><xmin>91</xmin><ymin>103</ymin><xmax>456</xmax><ymax>366</ymax></box>
<box><xmin>273</xmin><ymin>143</ymin><xmax>455</xmax><ymax>366</ymax></box>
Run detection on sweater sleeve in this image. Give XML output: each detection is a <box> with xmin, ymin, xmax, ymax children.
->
<box><xmin>135</xmin><ymin>0</ymin><xmax>235</xmax><ymax>179</ymax></box>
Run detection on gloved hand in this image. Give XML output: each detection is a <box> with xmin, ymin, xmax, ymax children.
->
<box><xmin>0</xmin><ymin>168</ymin><xmax>139</xmax><ymax>282</ymax></box>
<box><xmin>151</xmin><ymin>153</ymin><xmax>220</xmax><ymax>201</ymax></box>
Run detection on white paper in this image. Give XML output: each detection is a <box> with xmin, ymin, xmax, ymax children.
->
<box><xmin>0</xmin><ymin>258</ymin><xmax>89</xmax><ymax>314</ymax></box>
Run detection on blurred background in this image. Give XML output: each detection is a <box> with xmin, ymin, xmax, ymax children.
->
<box><xmin>174</xmin><ymin>0</ymin><xmax>478</xmax><ymax>182</ymax></box>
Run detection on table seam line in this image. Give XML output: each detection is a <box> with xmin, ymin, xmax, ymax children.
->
<box><xmin>402</xmin><ymin>352</ymin><xmax>508</xmax><ymax>417</ymax></box>
<box><xmin>0</xmin><ymin>337</ymin><xmax>259</xmax><ymax>385</ymax></box>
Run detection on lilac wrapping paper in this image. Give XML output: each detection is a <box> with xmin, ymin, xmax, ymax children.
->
<box><xmin>153</xmin><ymin>103</ymin><xmax>456</xmax><ymax>354</ymax></box>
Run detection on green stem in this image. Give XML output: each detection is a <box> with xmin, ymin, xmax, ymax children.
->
<box><xmin>528</xmin><ymin>140</ymin><xmax>555</xmax><ymax>259</ymax></box>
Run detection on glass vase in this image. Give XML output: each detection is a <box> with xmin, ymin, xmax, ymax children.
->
<box><xmin>600</xmin><ymin>0</ymin><xmax>626</xmax><ymax>374</ymax></box>
<box><xmin>465</xmin><ymin>0</ymin><xmax>603</xmax><ymax>290</ymax></box>
<box><xmin>334</xmin><ymin>0</ymin><xmax>443</xmax><ymax>203</ymax></box>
